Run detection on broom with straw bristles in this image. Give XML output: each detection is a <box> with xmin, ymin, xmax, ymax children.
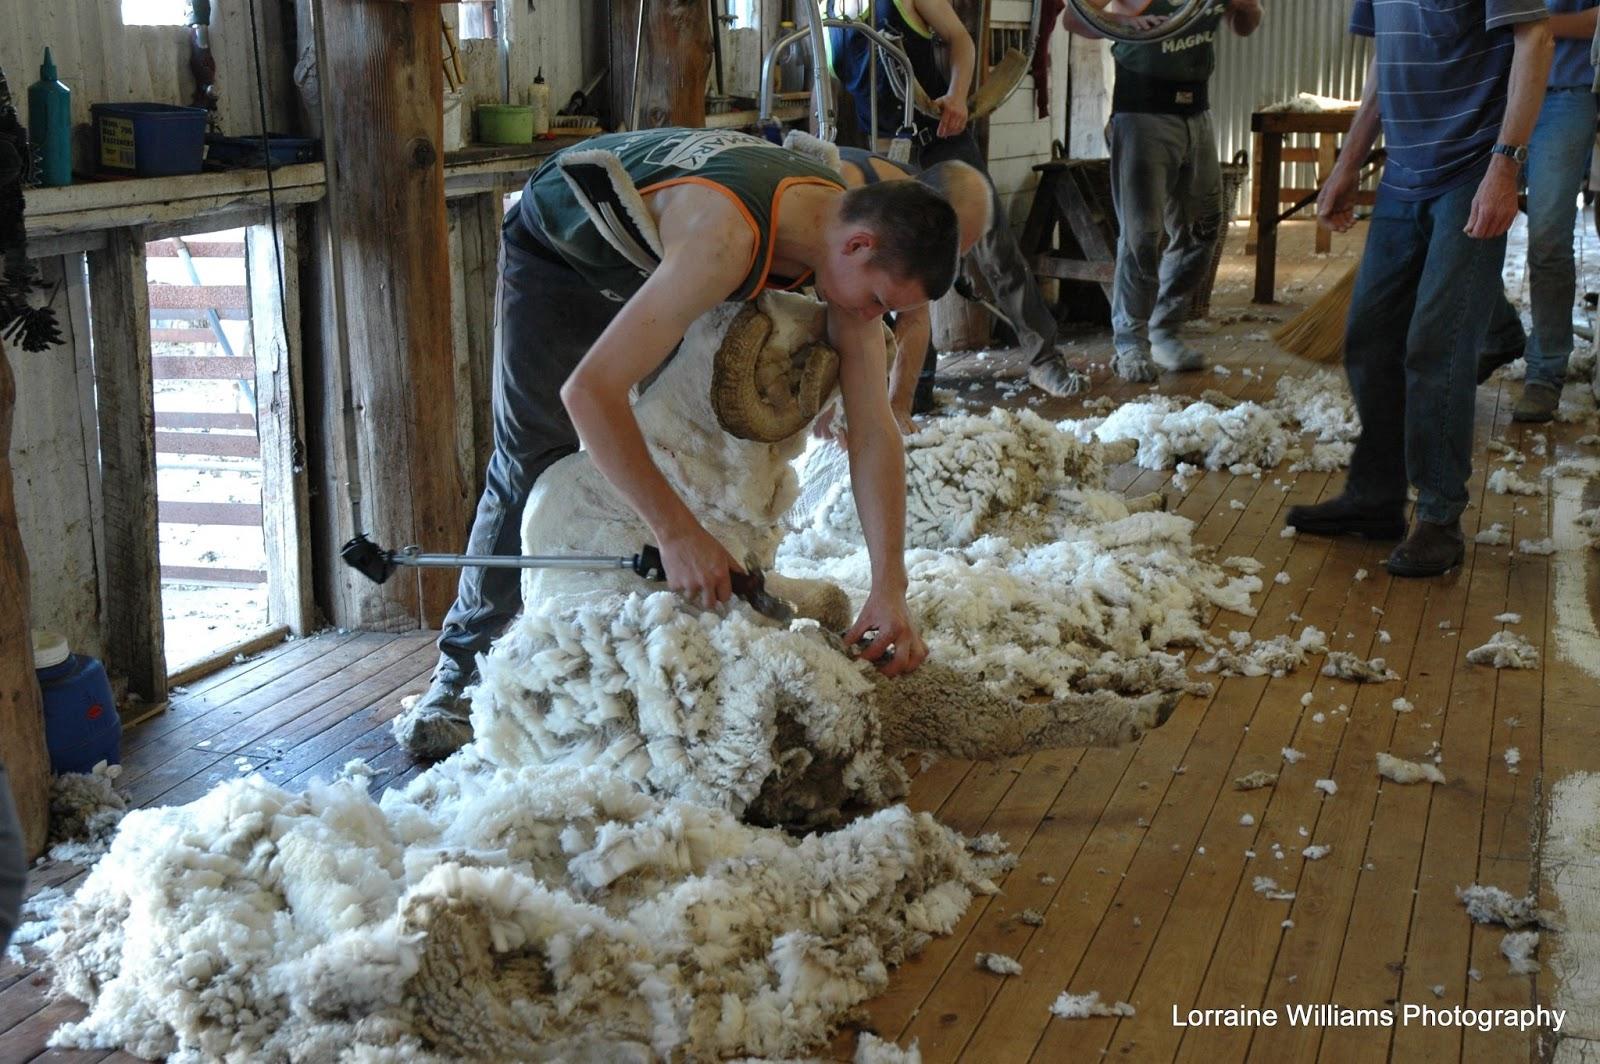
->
<box><xmin>1268</xmin><ymin>148</ymin><xmax>1386</xmax><ymax>365</ymax></box>
<box><xmin>1271</xmin><ymin>262</ymin><xmax>1359</xmax><ymax>365</ymax></box>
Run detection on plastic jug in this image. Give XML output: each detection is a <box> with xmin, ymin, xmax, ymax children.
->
<box><xmin>33</xmin><ymin>630</ymin><xmax>121</xmax><ymax>776</ymax></box>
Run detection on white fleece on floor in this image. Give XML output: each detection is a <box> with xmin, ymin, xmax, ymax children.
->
<box><xmin>1050</xmin><ymin>991</ymin><xmax>1135</xmax><ymax>1019</ymax></box>
<box><xmin>46</xmin><ymin>765</ymin><xmax>999</xmax><ymax>1062</ymax></box>
<box><xmin>43</xmin><ymin>292</ymin><xmax>1268</xmax><ymax>1062</ymax></box>
<box><xmin>1063</xmin><ymin>371</ymin><xmax>1358</xmax><ymax>474</ymax></box>
<box><xmin>1376</xmin><ymin>752</ymin><xmax>1445</xmax><ymax>785</ymax></box>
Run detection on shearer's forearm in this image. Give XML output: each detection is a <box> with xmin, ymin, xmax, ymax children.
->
<box><xmin>1498</xmin><ymin>19</ymin><xmax>1554</xmax><ymax>147</ymax></box>
<box><xmin>847</xmin><ymin>430</ymin><xmax>910</xmax><ymax>594</ymax></box>
<box><xmin>948</xmin><ymin>35</ymin><xmax>976</xmax><ymax>101</ymax></box>
<box><xmin>888</xmin><ymin>312</ymin><xmax>932</xmax><ymax>414</ymax></box>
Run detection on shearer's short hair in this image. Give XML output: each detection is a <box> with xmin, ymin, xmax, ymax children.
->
<box><xmin>838</xmin><ymin>179</ymin><xmax>960</xmax><ymax>299</ymax></box>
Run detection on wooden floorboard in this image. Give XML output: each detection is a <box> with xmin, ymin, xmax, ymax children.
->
<box><xmin>7</xmin><ymin>219</ymin><xmax>1596</xmax><ymax>1063</ymax></box>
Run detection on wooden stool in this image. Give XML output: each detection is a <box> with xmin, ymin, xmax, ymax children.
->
<box><xmin>1020</xmin><ymin>158</ymin><xmax>1118</xmax><ymax>322</ymax></box>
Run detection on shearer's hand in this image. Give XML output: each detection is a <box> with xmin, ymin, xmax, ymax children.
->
<box><xmin>1465</xmin><ymin>157</ymin><xmax>1520</xmax><ymax>239</ymax></box>
<box><xmin>659</xmin><ymin>524</ymin><xmax>743</xmax><ymax>609</ymax></box>
<box><xmin>1316</xmin><ymin>164</ymin><xmax>1361</xmax><ymax>233</ymax></box>
<box><xmin>933</xmin><ymin>93</ymin><xmax>969</xmax><ymax>138</ymax></box>
<box><xmin>845</xmin><ymin>591</ymin><xmax>928</xmax><ymax>677</ymax></box>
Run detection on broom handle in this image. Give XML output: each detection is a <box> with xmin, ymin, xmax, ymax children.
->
<box><xmin>1278</xmin><ymin>149</ymin><xmax>1386</xmax><ymax>226</ymax></box>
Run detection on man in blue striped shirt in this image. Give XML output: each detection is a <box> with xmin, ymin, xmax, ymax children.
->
<box><xmin>1286</xmin><ymin>0</ymin><xmax>1552</xmax><ymax>577</ymax></box>
<box><xmin>1477</xmin><ymin>0</ymin><xmax>1598</xmax><ymax>421</ymax></box>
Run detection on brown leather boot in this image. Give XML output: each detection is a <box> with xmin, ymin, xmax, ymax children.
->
<box><xmin>1511</xmin><ymin>380</ymin><xmax>1560</xmax><ymax>423</ymax></box>
<box><xmin>1385</xmin><ymin>519</ymin><xmax>1465</xmax><ymax>578</ymax></box>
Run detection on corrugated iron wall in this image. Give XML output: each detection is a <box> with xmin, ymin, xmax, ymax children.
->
<box><xmin>1210</xmin><ymin>0</ymin><xmax>1375</xmax><ymax>215</ymax></box>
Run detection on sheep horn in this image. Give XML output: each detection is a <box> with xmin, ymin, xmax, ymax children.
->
<box><xmin>711</xmin><ymin>305</ymin><xmax>841</xmax><ymax>443</ymax></box>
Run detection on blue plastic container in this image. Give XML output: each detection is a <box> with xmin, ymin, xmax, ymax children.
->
<box><xmin>90</xmin><ymin>102</ymin><xmax>208</xmax><ymax>177</ymax></box>
<box><xmin>33</xmin><ymin>630</ymin><xmax>121</xmax><ymax>776</ymax></box>
<box><xmin>205</xmin><ymin>133</ymin><xmax>318</xmax><ymax>169</ymax></box>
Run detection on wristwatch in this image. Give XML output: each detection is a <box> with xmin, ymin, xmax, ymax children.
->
<box><xmin>1491</xmin><ymin>143</ymin><xmax>1529</xmax><ymax>164</ymax></box>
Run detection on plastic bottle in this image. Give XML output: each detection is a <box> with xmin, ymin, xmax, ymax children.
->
<box><xmin>529</xmin><ymin>68</ymin><xmax>551</xmax><ymax>137</ymax></box>
<box><xmin>28</xmin><ymin>48</ymin><xmax>72</xmax><ymax>187</ymax></box>
<box><xmin>32</xmin><ymin>629</ymin><xmax>121</xmax><ymax>775</ymax></box>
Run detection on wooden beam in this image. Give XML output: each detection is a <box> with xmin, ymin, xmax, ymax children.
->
<box><xmin>24</xmin><ymin>164</ymin><xmax>326</xmax><ymax>240</ymax></box>
<box><xmin>609</xmin><ymin>0</ymin><xmax>713</xmax><ymax>130</ymax></box>
<box><xmin>248</xmin><ymin>219</ymin><xmax>317</xmax><ymax>637</ymax></box>
<box><xmin>88</xmin><ymin>229</ymin><xmax>167</xmax><ymax>706</ymax></box>
<box><xmin>0</xmin><ymin>337</ymin><xmax>51</xmax><ymax>860</ymax></box>
<box><xmin>318</xmin><ymin>0</ymin><xmax>470</xmax><ymax>629</ymax></box>
<box><xmin>447</xmin><ymin>193</ymin><xmax>501</xmax><ymax>503</ymax></box>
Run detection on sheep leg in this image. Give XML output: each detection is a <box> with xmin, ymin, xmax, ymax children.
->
<box><xmin>872</xmin><ymin>662</ymin><xmax>1177</xmax><ymax>759</ymax></box>
<box><xmin>1124</xmin><ymin>491</ymin><xmax>1168</xmax><ymax>514</ymax></box>
<box><xmin>761</xmin><ymin>573</ymin><xmax>854</xmax><ymax>632</ymax></box>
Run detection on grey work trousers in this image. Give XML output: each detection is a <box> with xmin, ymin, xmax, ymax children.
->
<box><xmin>1107</xmin><ymin>110</ymin><xmax>1223</xmax><ymax>357</ymax></box>
<box><xmin>0</xmin><ymin>763</ymin><xmax>25</xmax><ymax>955</ymax></box>
<box><xmin>434</xmin><ymin>209</ymin><xmax>623</xmax><ymax>684</ymax></box>
<box><xmin>912</xmin><ymin>130</ymin><xmax>1059</xmax><ymax>369</ymax></box>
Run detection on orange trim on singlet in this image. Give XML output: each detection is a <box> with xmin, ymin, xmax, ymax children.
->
<box><xmin>638</xmin><ymin>175</ymin><xmax>762</xmax><ymax>294</ymax></box>
<box><xmin>754</xmin><ymin>175</ymin><xmax>843</xmax><ymax>298</ymax></box>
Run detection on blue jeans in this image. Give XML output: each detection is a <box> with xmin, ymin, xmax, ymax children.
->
<box><xmin>1344</xmin><ymin>177</ymin><xmax>1507</xmax><ymax>526</ymax></box>
<box><xmin>1481</xmin><ymin>87</ymin><xmax>1597</xmax><ymax>388</ymax></box>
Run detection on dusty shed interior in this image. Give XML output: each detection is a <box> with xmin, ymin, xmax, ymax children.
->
<box><xmin>5</xmin><ymin>220</ymin><xmax>1598</xmax><ymax>1062</ymax></box>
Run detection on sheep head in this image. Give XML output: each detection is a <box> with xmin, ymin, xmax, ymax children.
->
<box><xmin>711</xmin><ymin>304</ymin><xmax>840</xmax><ymax>443</ymax></box>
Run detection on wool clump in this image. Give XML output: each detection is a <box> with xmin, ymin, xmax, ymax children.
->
<box><xmin>1050</xmin><ymin>991</ymin><xmax>1136</xmax><ymax>1019</ymax></box>
<box><xmin>1376</xmin><ymin>752</ymin><xmax>1446</xmax><ymax>785</ymax></box>
<box><xmin>1466</xmin><ymin>631</ymin><xmax>1541</xmax><ymax>669</ymax></box>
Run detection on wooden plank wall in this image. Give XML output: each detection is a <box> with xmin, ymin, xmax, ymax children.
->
<box><xmin>449</xmin><ymin>1</ymin><xmax>605</xmax><ymax>115</ymax></box>
<box><xmin>7</xmin><ymin>255</ymin><xmax>106</xmax><ymax>660</ymax></box>
<box><xmin>1066</xmin><ymin>35</ymin><xmax>1113</xmax><ymax>162</ymax></box>
<box><xmin>87</xmin><ymin>230</ymin><xmax>167</xmax><ymax>705</ymax></box>
<box><xmin>0</xmin><ymin>0</ymin><xmax>297</xmax><ymax>174</ymax></box>
<box><xmin>985</xmin><ymin>0</ymin><xmax>1070</xmax><ymax>233</ymax></box>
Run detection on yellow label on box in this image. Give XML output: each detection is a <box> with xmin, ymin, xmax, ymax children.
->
<box><xmin>99</xmin><ymin>116</ymin><xmax>136</xmax><ymax>169</ymax></box>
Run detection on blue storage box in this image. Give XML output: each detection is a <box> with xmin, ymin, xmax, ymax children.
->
<box><xmin>91</xmin><ymin>102</ymin><xmax>208</xmax><ymax>177</ymax></box>
<box><xmin>206</xmin><ymin>133</ymin><xmax>319</xmax><ymax>169</ymax></box>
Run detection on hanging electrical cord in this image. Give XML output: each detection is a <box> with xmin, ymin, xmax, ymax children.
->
<box><xmin>245</xmin><ymin>0</ymin><xmax>306</xmax><ymax>475</ymax></box>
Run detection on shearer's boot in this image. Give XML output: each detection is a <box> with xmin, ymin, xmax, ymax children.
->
<box><xmin>1286</xmin><ymin>494</ymin><xmax>1406</xmax><ymax>540</ymax></box>
<box><xmin>1385</xmin><ymin>520</ymin><xmax>1465</xmax><ymax>578</ymax></box>
<box><xmin>394</xmin><ymin>673</ymin><xmax>475</xmax><ymax>759</ymax></box>
<box><xmin>1511</xmin><ymin>380</ymin><xmax>1560</xmax><ymax>424</ymax></box>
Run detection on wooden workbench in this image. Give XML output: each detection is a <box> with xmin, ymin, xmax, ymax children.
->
<box><xmin>1249</xmin><ymin>108</ymin><xmax>1370</xmax><ymax>303</ymax></box>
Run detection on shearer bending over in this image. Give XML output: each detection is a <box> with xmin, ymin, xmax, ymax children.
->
<box><xmin>397</xmin><ymin>127</ymin><xmax>960</xmax><ymax>758</ymax></box>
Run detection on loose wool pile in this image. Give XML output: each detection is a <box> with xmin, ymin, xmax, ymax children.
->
<box><xmin>40</xmin><ymin>293</ymin><xmax>1269</xmax><ymax>1061</ymax></box>
<box><xmin>1064</xmin><ymin>370</ymin><xmax>1358</xmax><ymax>474</ymax></box>
<box><xmin>45</xmin><ymin>764</ymin><xmax>993</xmax><ymax>1062</ymax></box>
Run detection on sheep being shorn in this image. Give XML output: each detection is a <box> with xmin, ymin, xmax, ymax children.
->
<box><xmin>43</xmin><ymin>291</ymin><xmax>1254</xmax><ymax>1061</ymax></box>
<box><xmin>478</xmin><ymin>290</ymin><xmax>1243</xmax><ymax>828</ymax></box>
